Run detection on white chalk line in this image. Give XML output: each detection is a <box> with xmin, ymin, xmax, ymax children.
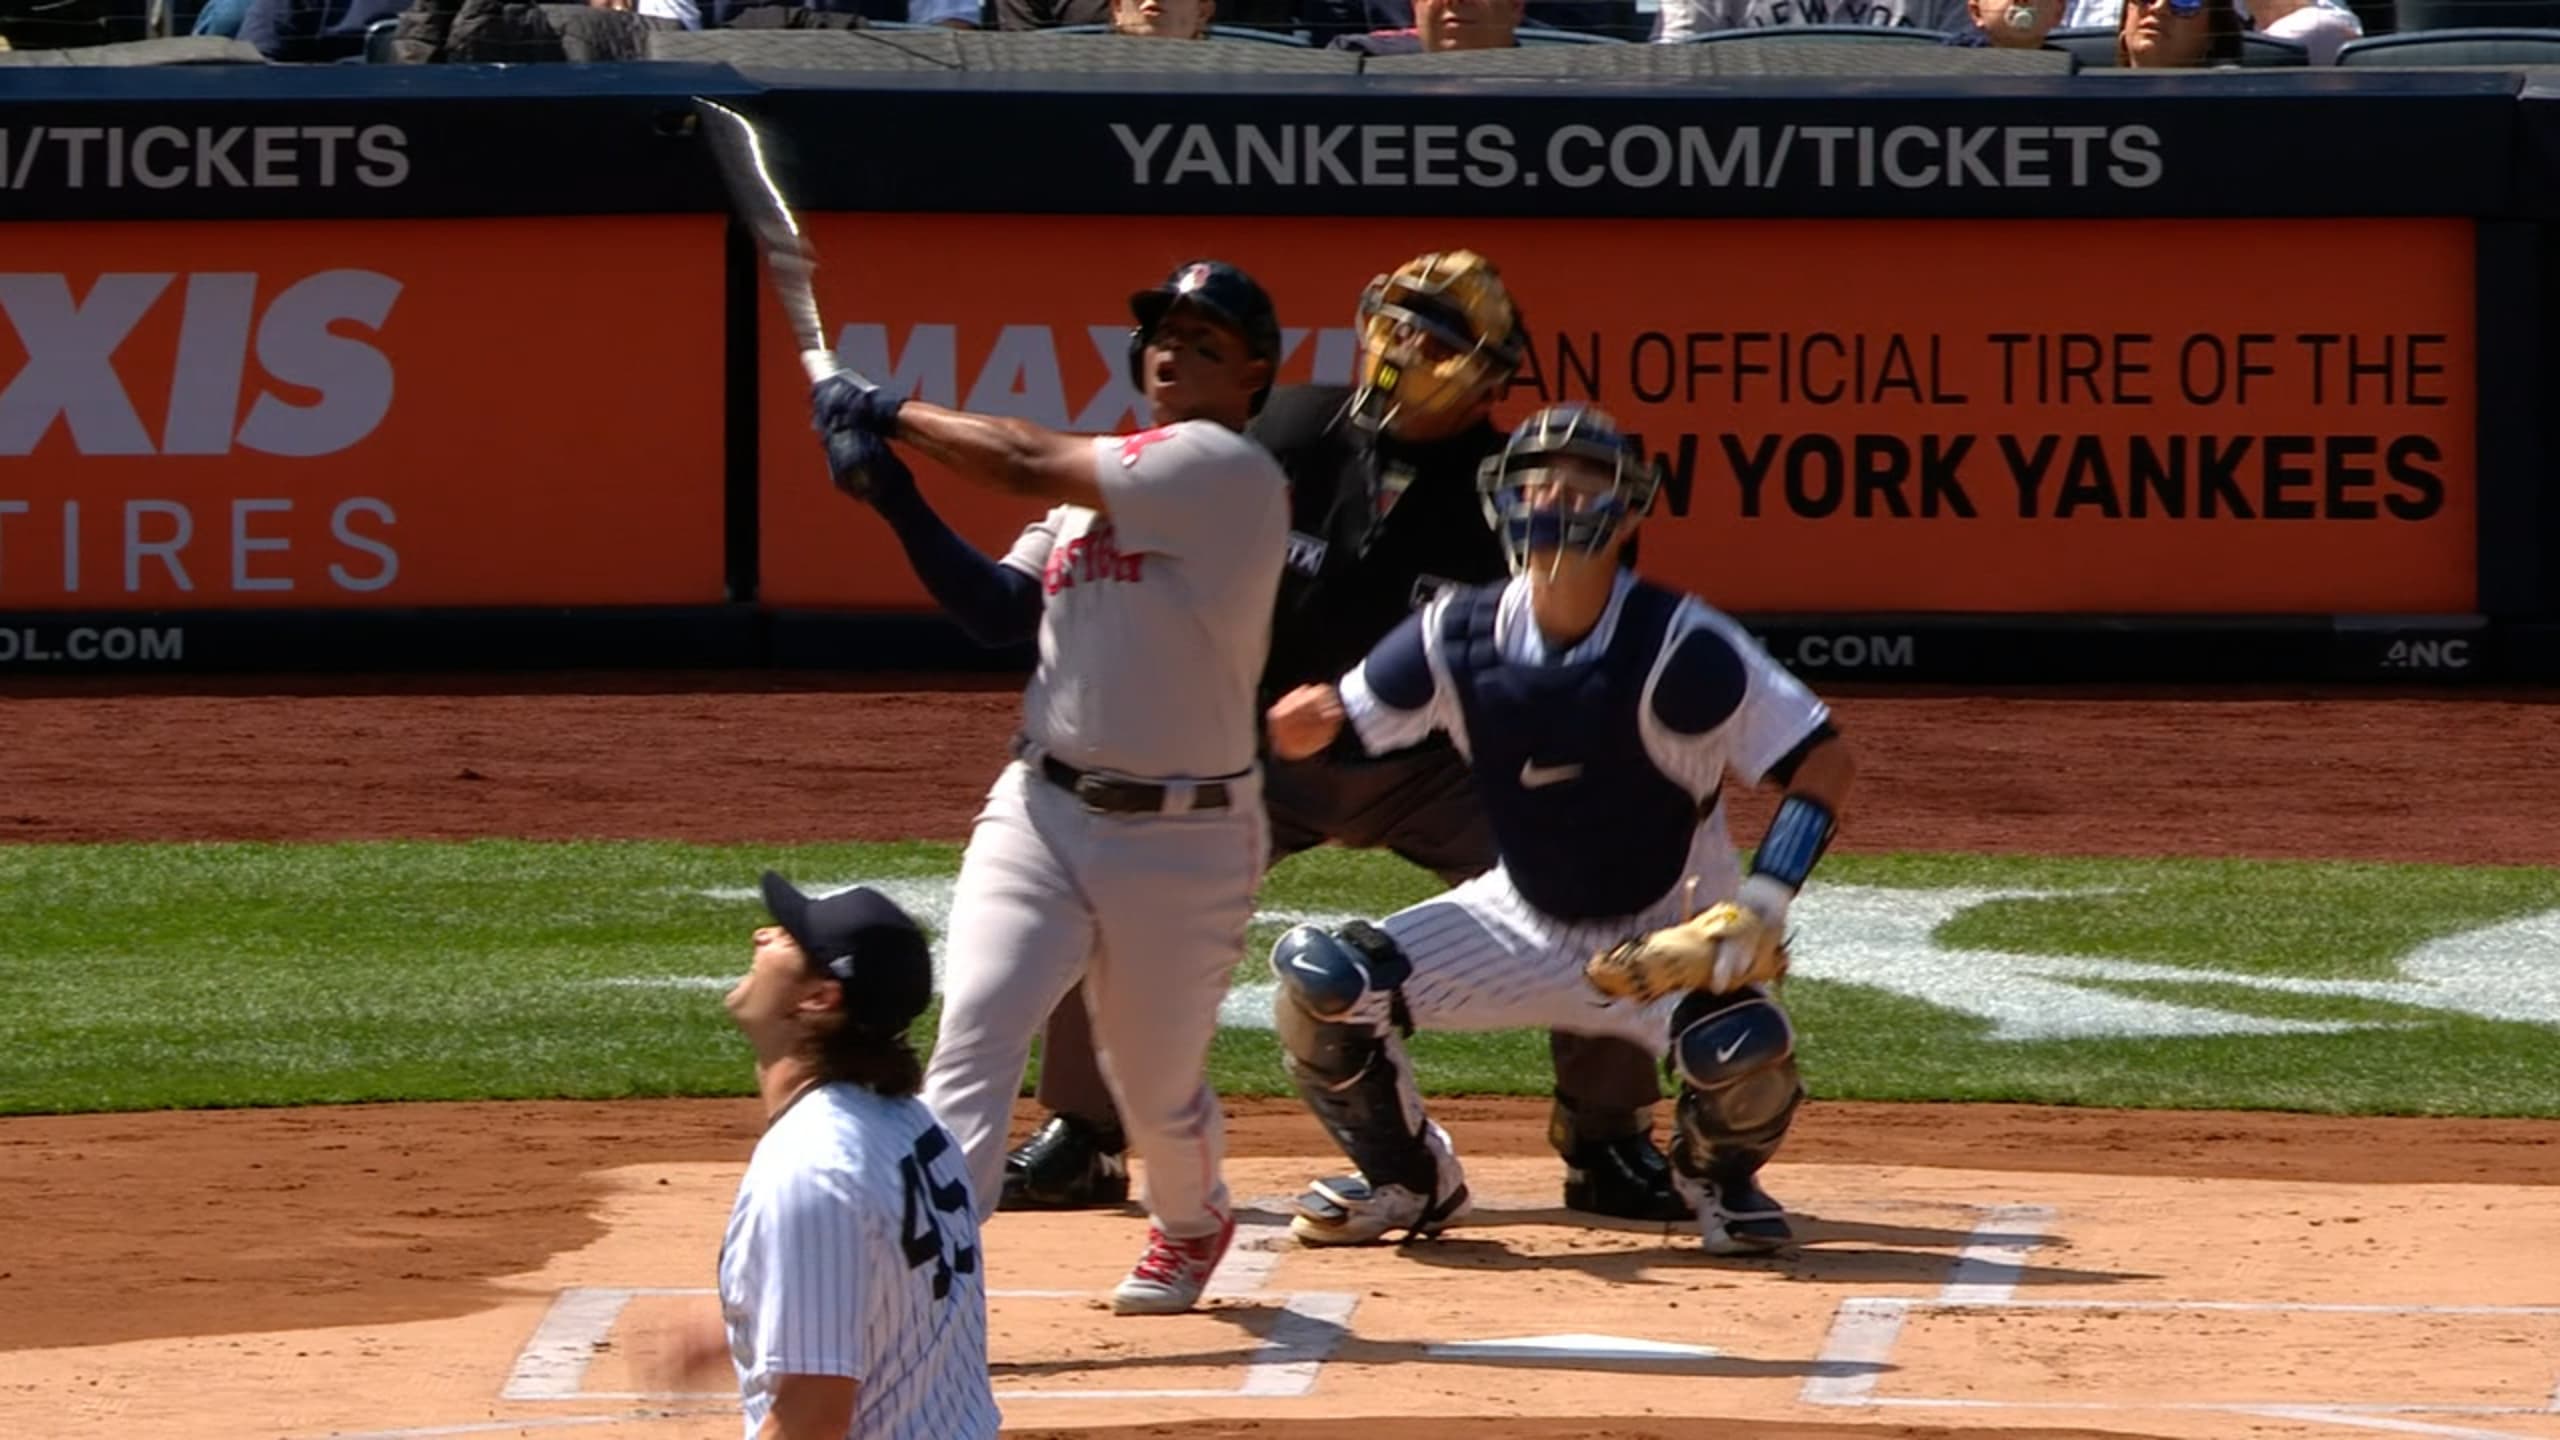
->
<box><xmin>1799</xmin><ymin>1198</ymin><xmax>2560</xmax><ymax>1431</ymax></box>
<box><xmin>1800</xmin><ymin>1201</ymin><xmax>2054</xmax><ymax>1407</ymax></box>
<box><xmin>483</xmin><ymin>1210</ymin><xmax>1353</xmax><ymax>1412</ymax></box>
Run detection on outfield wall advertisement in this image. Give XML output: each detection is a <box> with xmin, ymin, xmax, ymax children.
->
<box><xmin>760</xmin><ymin>214</ymin><xmax>2478</xmax><ymax>616</ymax></box>
<box><xmin>0</xmin><ymin>217</ymin><xmax>729</xmax><ymax>611</ymax></box>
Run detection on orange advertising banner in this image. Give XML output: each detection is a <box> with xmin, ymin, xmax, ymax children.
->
<box><xmin>1</xmin><ymin>217</ymin><xmax>726</xmax><ymax>610</ymax></box>
<box><xmin>761</xmin><ymin>215</ymin><xmax>2475</xmax><ymax>615</ymax></box>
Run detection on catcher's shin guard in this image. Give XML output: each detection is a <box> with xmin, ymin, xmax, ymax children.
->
<box><xmin>1668</xmin><ymin>987</ymin><xmax>1805</xmax><ymax>1254</ymax></box>
<box><xmin>1271</xmin><ymin>923</ymin><xmax>1444</xmax><ymax>1199</ymax></box>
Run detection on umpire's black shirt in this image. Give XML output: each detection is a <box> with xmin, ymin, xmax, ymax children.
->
<box><xmin>1248</xmin><ymin>383</ymin><xmax>1511</xmax><ymax>705</ymax></box>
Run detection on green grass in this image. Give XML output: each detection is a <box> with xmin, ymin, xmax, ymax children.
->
<box><xmin>3</xmin><ymin>840</ymin><xmax>2557</xmax><ymax>1118</ymax></box>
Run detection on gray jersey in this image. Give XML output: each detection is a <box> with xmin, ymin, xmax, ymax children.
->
<box><xmin>1000</xmin><ymin>419</ymin><xmax>1289</xmax><ymax>781</ymax></box>
<box><xmin>718</xmin><ymin>1084</ymin><xmax>1000</xmax><ymax>1440</ymax></box>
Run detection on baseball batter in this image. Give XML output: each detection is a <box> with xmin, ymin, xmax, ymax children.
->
<box><xmin>811</xmin><ymin>259</ymin><xmax>1290</xmax><ymax>1315</ymax></box>
<box><xmin>634</xmin><ymin>872</ymin><xmax>1001</xmax><ymax>1440</ymax></box>
<box><xmin>1006</xmin><ymin>251</ymin><xmax>1689</xmax><ymax>1227</ymax></box>
<box><xmin>1263</xmin><ymin>403</ymin><xmax>1857</xmax><ymax>1255</ymax></box>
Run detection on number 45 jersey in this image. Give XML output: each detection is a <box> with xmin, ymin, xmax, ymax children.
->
<box><xmin>719</xmin><ymin>1082</ymin><xmax>1002</xmax><ymax>1440</ymax></box>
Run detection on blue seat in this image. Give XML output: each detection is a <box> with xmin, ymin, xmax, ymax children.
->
<box><xmin>2336</xmin><ymin>22</ymin><xmax>2560</xmax><ymax>57</ymax></box>
<box><xmin>363</xmin><ymin>12</ymin><xmax>395</xmax><ymax>57</ymax></box>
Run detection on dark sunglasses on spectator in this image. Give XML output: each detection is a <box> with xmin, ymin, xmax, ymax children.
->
<box><xmin>2132</xmin><ymin>0</ymin><xmax>2205</xmax><ymax>14</ymax></box>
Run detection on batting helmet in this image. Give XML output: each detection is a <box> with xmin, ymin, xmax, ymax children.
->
<box><xmin>1126</xmin><ymin>259</ymin><xmax>1284</xmax><ymax>415</ymax></box>
<box><xmin>1349</xmin><ymin>250</ymin><xmax>1527</xmax><ymax>434</ymax></box>
<box><xmin>1477</xmin><ymin>403</ymin><xmax>1661</xmax><ymax>574</ymax></box>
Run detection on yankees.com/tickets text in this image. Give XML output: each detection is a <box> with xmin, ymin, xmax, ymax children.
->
<box><xmin>1110</xmin><ymin>122</ymin><xmax>2165</xmax><ymax>190</ymax></box>
<box><xmin>0</xmin><ymin>125</ymin><xmax>409</xmax><ymax>191</ymax></box>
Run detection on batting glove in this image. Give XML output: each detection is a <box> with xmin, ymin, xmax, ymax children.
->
<box><xmin>822</xmin><ymin>425</ymin><xmax>915</xmax><ymax>505</ymax></box>
<box><xmin>812</xmin><ymin>373</ymin><xmax>905</xmax><ymax>439</ymax></box>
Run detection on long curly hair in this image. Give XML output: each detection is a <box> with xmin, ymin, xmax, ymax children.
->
<box><xmin>812</xmin><ymin>1014</ymin><xmax>926</xmax><ymax>1097</ymax></box>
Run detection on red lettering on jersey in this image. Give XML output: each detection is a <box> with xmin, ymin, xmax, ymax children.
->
<box><xmin>1042</xmin><ymin>522</ymin><xmax>1144</xmax><ymax>595</ymax></box>
<box><xmin>1118</xmin><ymin>427</ymin><xmax>1180</xmax><ymax>468</ymax></box>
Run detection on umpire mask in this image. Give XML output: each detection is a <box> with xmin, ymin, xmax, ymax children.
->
<box><xmin>1349</xmin><ymin>250</ymin><xmax>1527</xmax><ymax>435</ymax></box>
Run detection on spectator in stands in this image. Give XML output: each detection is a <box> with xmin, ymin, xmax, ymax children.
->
<box><xmin>2115</xmin><ymin>0</ymin><xmax>2238</xmax><ymax>64</ymax></box>
<box><xmin>1333</xmin><ymin>0</ymin><xmax>1517</xmax><ymax>51</ymax></box>
<box><xmin>238</xmin><ymin>0</ymin><xmax>406</xmax><ymax>58</ymax></box>
<box><xmin>1655</xmin><ymin>0</ymin><xmax>1964</xmax><ymax>41</ymax></box>
<box><xmin>192</xmin><ymin>0</ymin><xmax>248</xmax><ymax>33</ymax></box>
<box><xmin>710</xmin><ymin>0</ymin><xmax>977</xmax><ymax>24</ymax></box>
<box><xmin>1353</xmin><ymin>0</ymin><xmax>1639</xmax><ymax>38</ymax></box>
<box><xmin>1941</xmin><ymin>0</ymin><xmax>2061</xmax><ymax>43</ymax></box>
<box><xmin>2235</xmin><ymin>0</ymin><xmax>2355</xmax><ymax>60</ymax></box>
<box><xmin>998</xmin><ymin>0</ymin><xmax>1099</xmax><ymax>23</ymax></box>
<box><xmin>588</xmin><ymin>0</ymin><xmax>699</xmax><ymax>25</ymax></box>
<box><xmin>1112</xmin><ymin>0</ymin><xmax>1210</xmax><ymax>32</ymax></box>
<box><xmin>999</xmin><ymin>0</ymin><xmax>1310</xmax><ymax>32</ymax></box>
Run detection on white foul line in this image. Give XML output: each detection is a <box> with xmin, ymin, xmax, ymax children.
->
<box><xmin>1799</xmin><ymin>1202</ymin><xmax>2055</xmax><ymax>1408</ymax></box>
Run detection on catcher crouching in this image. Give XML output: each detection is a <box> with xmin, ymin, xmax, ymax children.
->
<box><xmin>1262</xmin><ymin>402</ymin><xmax>1854</xmax><ymax>1256</ymax></box>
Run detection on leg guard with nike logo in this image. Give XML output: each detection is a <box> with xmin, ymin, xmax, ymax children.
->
<box><xmin>1667</xmin><ymin>987</ymin><xmax>1805</xmax><ymax>1254</ymax></box>
<box><xmin>1271</xmin><ymin>922</ymin><xmax>1470</xmax><ymax>1244</ymax></box>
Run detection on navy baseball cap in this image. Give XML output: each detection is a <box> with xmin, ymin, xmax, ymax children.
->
<box><xmin>758</xmin><ymin>871</ymin><xmax>933</xmax><ymax>1035</ymax></box>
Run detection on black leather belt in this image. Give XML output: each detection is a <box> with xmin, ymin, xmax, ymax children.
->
<box><xmin>1031</xmin><ymin>751</ymin><xmax>1233</xmax><ymax>815</ymax></box>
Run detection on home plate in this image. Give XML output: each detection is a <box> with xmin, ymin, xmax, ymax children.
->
<box><xmin>1424</xmin><ymin>1333</ymin><xmax>1719</xmax><ymax>1362</ymax></box>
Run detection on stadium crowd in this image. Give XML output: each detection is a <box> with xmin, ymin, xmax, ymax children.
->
<box><xmin>1</xmin><ymin>0</ymin><xmax>2384</xmax><ymax>68</ymax></box>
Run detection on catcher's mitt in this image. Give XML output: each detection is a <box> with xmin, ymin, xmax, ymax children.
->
<box><xmin>1586</xmin><ymin>900</ymin><xmax>1789</xmax><ymax>1003</ymax></box>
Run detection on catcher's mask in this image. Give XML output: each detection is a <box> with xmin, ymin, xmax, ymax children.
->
<box><xmin>1478</xmin><ymin>403</ymin><xmax>1662</xmax><ymax>575</ymax></box>
<box><xmin>1126</xmin><ymin>259</ymin><xmax>1284</xmax><ymax>416</ymax></box>
<box><xmin>1348</xmin><ymin>250</ymin><xmax>1526</xmax><ymax>434</ymax></box>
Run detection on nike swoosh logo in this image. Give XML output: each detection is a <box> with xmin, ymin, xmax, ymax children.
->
<box><xmin>1714</xmin><ymin>1037</ymin><xmax>1746</xmax><ymax>1064</ymax></box>
<box><xmin>1519</xmin><ymin>760</ymin><xmax>1583</xmax><ymax>789</ymax></box>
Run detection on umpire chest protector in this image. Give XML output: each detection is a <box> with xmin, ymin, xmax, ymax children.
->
<box><xmin>1440</xmin><ymin>581</ymin><xmax>1699</xmax><ymax>922</ymax></box>
<box><xmin>1255</xmin><ymin>386</ymin><xmax>1509</xmax><ymax>699</ymax></box>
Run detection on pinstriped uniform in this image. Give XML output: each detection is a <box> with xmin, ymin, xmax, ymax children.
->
<box><xmin>1333</xmin><ymin>570</ymin><xmax>1829</xmax><ymax>1051</ymax></box>
<box><xmin>719</xmin><ymin>1083</ymin><xmax>1002</xmax><ymax>1440</ymax></box>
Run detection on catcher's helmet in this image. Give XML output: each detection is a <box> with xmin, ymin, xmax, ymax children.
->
<box><xmin>1126</xmin><ymin>259</ymin><xmax>1284</xmax><ymax>415</ymax></box>
<box><xmin>1349</xmin><ymin>249</ymin><xmax>1527</xmax><ymax>434</ymax></box>
<box><xmin>1478</xmin><ymin>403</ymin><xmax>1661</xmax><ymax>574</ymax></box>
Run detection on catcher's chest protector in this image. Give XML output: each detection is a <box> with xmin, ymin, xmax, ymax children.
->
<box><xmin>1440</xmin><ymin>582</ymin><xmax>1700</xmax><ymax>921</ymax></box>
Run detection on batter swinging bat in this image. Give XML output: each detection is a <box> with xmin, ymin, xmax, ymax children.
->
<box><xmin>694</xmin><ymin>98</ymin><xmax>857</xmax><ymax>387</ymax></box>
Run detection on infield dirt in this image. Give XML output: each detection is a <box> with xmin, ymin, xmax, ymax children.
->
<box><xmin>4</xmin><ymin>677</ymin><xmax>2558</xmax><ymax>1440</ymax></box>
